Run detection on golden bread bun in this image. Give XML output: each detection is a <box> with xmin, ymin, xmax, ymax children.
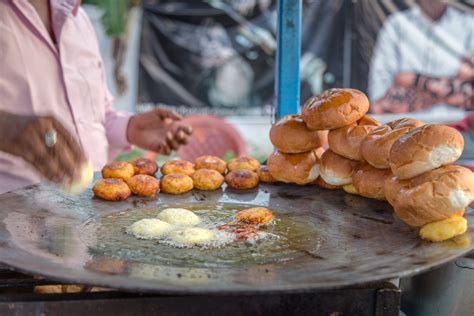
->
<box><xmin>191</xmin><ymin>169</ymin><xmax>224</xmax><ymax>190</ymax></box>
<box><xmin>225</xmin><ymin>170</ymin><xmax>260</xmax><ymax>189</ymax></box>
<box><xmin>101</xmin><ymin>161</ymin><xmax>135</xmax><ymax>181</ymax></box>
<box><xmin>227</xmin><ymin>157</ymin><xmax>260</xmax><ymax>172</ymax></box>
<box><xmin>235</xmin><ymin>207</ymin><xmax>273</xmax><ymax>225</ymax></box>
<box><xmin>389</xmin><ymin>124</ymin><xmax>464</xmax><ymax>179</ymax></box>
<box><xmin>389</xmin><ymin>165</ymin><xmax>474</xmax><ymax>226</ymax></box>
<box><xmin>270</xmin><ymin>115</ymin><xmax>328</xmax><ymax>153</ymax></box>
<box><xmin>160</xmin><ymin>173</ymin><xmax>194</xmax><ymax>194</ymax></box>
<box><xmin>130</xmin><ymin>158</ymin><xmax>158</xmax><ymax>176</ymax></box>
<box><xmin>302</xmin><ymin>88</ymin><xmax>369</xmax><ymax>130</ymax></box>
<box><xmin>195</xmin><ymin>155</ymin><xmax>226</xmax><ymax>174</ymax></box>
<box><xmin>328</xmin><ymin>115</ymin><xmax>380</xmax><ymax>161</ymax></box>
<box><xmin>419</xmin><ymin>215</ymin><xmax>468</xmax><ymax>242</ymax></box>
<box><xmin>266</xmin><ymin>150</ymin><xmax>320</xmax><ymax>185</ymax></box>
<box><xmin>93</xmin><ymin>178</ymin><xmax>131</xmax><ymax>201</ymax></box>
<box><xmin>313</xmin><ymin>177</ymin><xmax>342</xmax><ymax>190</ymax></box>
<box><xmin>126</xmin><ymin>174</ymin><xmax>160</xmax><ymax>197</ymax></box>
<box><xmin>361</xmin><ymin>118</ymin><xmax>424</xmax><ymax>169</ymax></box>
<box><xmin>259</xmin><ymin>165</ymin><xmax>277</xmax><ymax>183</ymax></box>
<box><xmin>352</xmin><ymin>164</ymin><xmax>393</xmax><ymax>200</ymax></box>
<box><xmin>384</xmin><ymin>175</ymin><xmax>410</xmax><ymax>207</ymax></box>
<box><xmin>160</xmin><ymin>160</ymin><xmax>195</xmax><ymax>176</ymax></box>
<box><xmin>320</xmin><ymin>149</ymin><xmax>359</xmax><ymax>185</ymax></box>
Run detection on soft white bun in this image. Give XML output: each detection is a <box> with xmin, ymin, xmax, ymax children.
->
<box><xmin>389</xmin><ymin>124</ymin><xmax>464</xmax><ymax>179</ymax></box>
<box><xmin>388</xmin><ymin>165</ymin><xmax>474</xmax><ymax>227</ymax></box>
<box><xmin>157</xmin><ymin>208</ymin><xmax>201</xmax><ymax>226</ymax></box>
<box><xmin>320</xmin><ymin>149</ymin><xmax>359</xmax><ymax>185</ymax></box>
<box><xmin>351</xmin><ymin>164</ymin><xmax>393</xmax><ymax>200</ymax></box>
<box><xmin>328</xmin><ymin>115</ymin><xmax>380</xmax><ymax>161</ymax></box>
<box><xmin>128</xmin><ymin>219</ymin><xmax>173</xmax><ymax>239</ymax></box>
<box><xmin>267</xmin><ymin>150</ymin><xmax>320</xmax><ymax>185</ymax></box>
<box><xmin>302</xmin><ymin>88</ymin><xmax>369</xmax><ymax>130</ymax></box>
<box><xmin>270</xmin><ymin>115</ymin><xmax>328</xmax><ymax>153</ymax></box>
<box><xmin>361</xmin><ymin>118</ymin><xmax>424</xmax><ymax>169</ymax></box>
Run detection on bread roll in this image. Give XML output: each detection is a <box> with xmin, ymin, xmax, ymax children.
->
<box><xmin>320</xmin><ymin>149</ymin><xmax>359</xmax><ymax>185</ymax></box>
<box><xmin>267</xmin><ymin>150</ymin><xmax>320</xmax><ymax>185</ymax></box>
<box><xmin>361</xmin><ymin>118</ymin><xmax>424</xmax><ymax>169</ymax></box>
<box><xmin>389</xmin><ymin>124</ymin><xmax>464</xmax><ymax>179</ymax></box>
<box><xmin>328</xmin><ymin>115</ymin><xmax>380</xmax><ymax>161</ymax></box>
<box><xmin>302</xmin><ymin>88</ymin><xmax>369</xmax><ymax>130</ymax></box>
<box><xmin>270</xmin><ymin>115</ymin><xmax>328</xmax><ymax>153</ymax></box>
<box><xmin>352</xmin><ymin>164</ymin><xmax>393</xmax><ymax>200</ymax></box>
<box><xmin>389</xmin><ymin>165</ymin><xmax>474</xmax><ymax>226</ymax></box>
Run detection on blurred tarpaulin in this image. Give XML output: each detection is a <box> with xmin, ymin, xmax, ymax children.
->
<box><xmin>137</xmin><ymin>0</ymin><xmax>473</xmax><ymax>115</ymax></box>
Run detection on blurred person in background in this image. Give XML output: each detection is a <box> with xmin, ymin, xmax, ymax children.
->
<box><xmin>368</xmin><ymin>0</ymin><xmax>473</xmax><ymax>115</ymax></box>
<box><xmin>0</xmin><ymin>0</ymin><xmax>192</xmax><ymax>194</ymax></box>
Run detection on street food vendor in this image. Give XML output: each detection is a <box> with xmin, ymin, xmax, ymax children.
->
<box><xmin>0</xmin><ymin>0</ymin><xmax>192</xmax><ymax>194</ymax></box>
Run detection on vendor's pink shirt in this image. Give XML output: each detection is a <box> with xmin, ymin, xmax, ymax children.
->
<box><xmin>0</xmin><ymin>0</ymin><xmax>132</xmax><ymax>194</ymax></box>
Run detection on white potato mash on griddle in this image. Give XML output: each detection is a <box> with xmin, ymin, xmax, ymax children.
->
<box><xmin>128</xmin><ymin>218</ymin><xmax>173</xmax><ymax>239</ymax></box>
<box><xmin>157</xmin><ymin>208</ymin><xmax>201</xmax><ymax>226</ymax></box>
<box><xmin>167</xmin><ymin>227</ymin><xmax>216</xmax><ymax>246</ymax></box>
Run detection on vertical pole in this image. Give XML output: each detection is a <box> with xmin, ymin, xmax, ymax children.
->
<box><xmin>275</xmin><ymin>0</ymin><xmax>302</xmax><ymax>119</ymax></box>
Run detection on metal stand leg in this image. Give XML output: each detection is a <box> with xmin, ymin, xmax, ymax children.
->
<box><xmin>275</xmin><ymin>0</ymin><xmax>302</xmax><ymax>119</ymax></box>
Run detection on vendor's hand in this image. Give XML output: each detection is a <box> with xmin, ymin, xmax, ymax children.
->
<box><xmin>0</xmin><ymin>112</ymin><xmax>86</xmax><ymax>184</ymax></box>
<box><xmin>126</xmin><ymin>108</ymin><xmax>192</xmax><ymax>155</ymax></box>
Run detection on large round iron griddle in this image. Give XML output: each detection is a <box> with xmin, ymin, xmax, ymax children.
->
<box><xmin>0</xmin><ymin>181</ymin><xmax>472</xmax><ymax>294</ymax></box>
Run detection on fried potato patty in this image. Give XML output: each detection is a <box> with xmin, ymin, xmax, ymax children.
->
<box><xmin>93</xmin><ymin>178</ymin><xmax>131</xmax><ymax>201</ymax></box>
<box><xmin>419</xmin><ymin>215</ymin><xmax>468</xmax><ymax>242</ymax></box>
<box><xmin>160</xmin><ymin>159</ymin><xmax>195</xmax><ymax>176</ymax></box>
<box><xmin>259</xmin><ymin>165</ymin><xmax>277</xmax><ymax>183</ymax></box>
<box><xmin>101</xmin><ymin>161</ymin><xmax>135</xmax><ymax>180</ymax></box>
<box><xmin>225</xmin><ymin>170</ymin><xmax>259</xmax><ymax>190</ymax></box>
<box><xmin>168</xmin><ymin>227</ymin><xmax>215</xmax><ymax>246</ymax></box>
<box><xmin>191</xmin><ymin>169</ymin><xmax>224</xmax><ymax>190</ymax></box>
<box><xmin>235</xmin><ymin>207</ymin><xmax>273</xmax><ymax>225</ymax></box>
<box><xmin>130</xmin><ymin>158</ymin><xmax>158</xmax><ymax>176</ymax></box>
<box><xmin>227</xmin><ymin>157</ymin><xmax>260</xmax><ymax>172</ymax></box>
<box><xmin>195</xmin><ymin>155</ymin><xmax>227</xmax><ymax>174</ymax></box>
<box><xmin>160</xmin><ymin>174</ymin><xmax>194</xmax><ymax>194</ymax></box>
<box><xmin>126</xmin><ymin>174</ymin><xmax>160</xmax><ymax>197</ymax></box>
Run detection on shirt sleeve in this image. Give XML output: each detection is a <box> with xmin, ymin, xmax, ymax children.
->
<box><xmin>79</xmin><ymin>8</ymin><xmax>133</xmax><ymax>158</ymax></box>
<box><xmin>368</xmin><ymin>15</ymin><xmax>400</xmax><ymax>102</ymax></box>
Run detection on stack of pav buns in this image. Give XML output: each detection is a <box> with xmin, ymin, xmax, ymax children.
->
<box><xmin>266</xmin><ymin>88</ymin><xmax>474</xmax><ymax>242</ymax></box>
<box><xmin>267</xmin><ymin>114</ymin><xmax>328</xmax><ymax>185</ymax></box>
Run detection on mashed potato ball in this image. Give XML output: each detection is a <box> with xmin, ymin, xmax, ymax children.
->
<box><xmin>168</xmin><ymin>227</ymin><xmax>215</xmax><ymax>246</ymax></box>
<box><xmin>157</xmin><ymin>208</ymin><xmax>201</xmax><ymax>226</ymax></box>
<box><xmin>128</xmin><ymin>218</ymin><xmax>173</xmax><ymax>239</ymax></box>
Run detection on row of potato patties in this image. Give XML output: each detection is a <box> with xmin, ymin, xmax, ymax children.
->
<box><xmin>153</xmin><ymin>155</ymin><xmax>264</xmax><ymax>194</ymax></box>
<box><xmin>93</xmin><ymin>155</ymin><xmax>268</xmax><ymax>200</ymax></box>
